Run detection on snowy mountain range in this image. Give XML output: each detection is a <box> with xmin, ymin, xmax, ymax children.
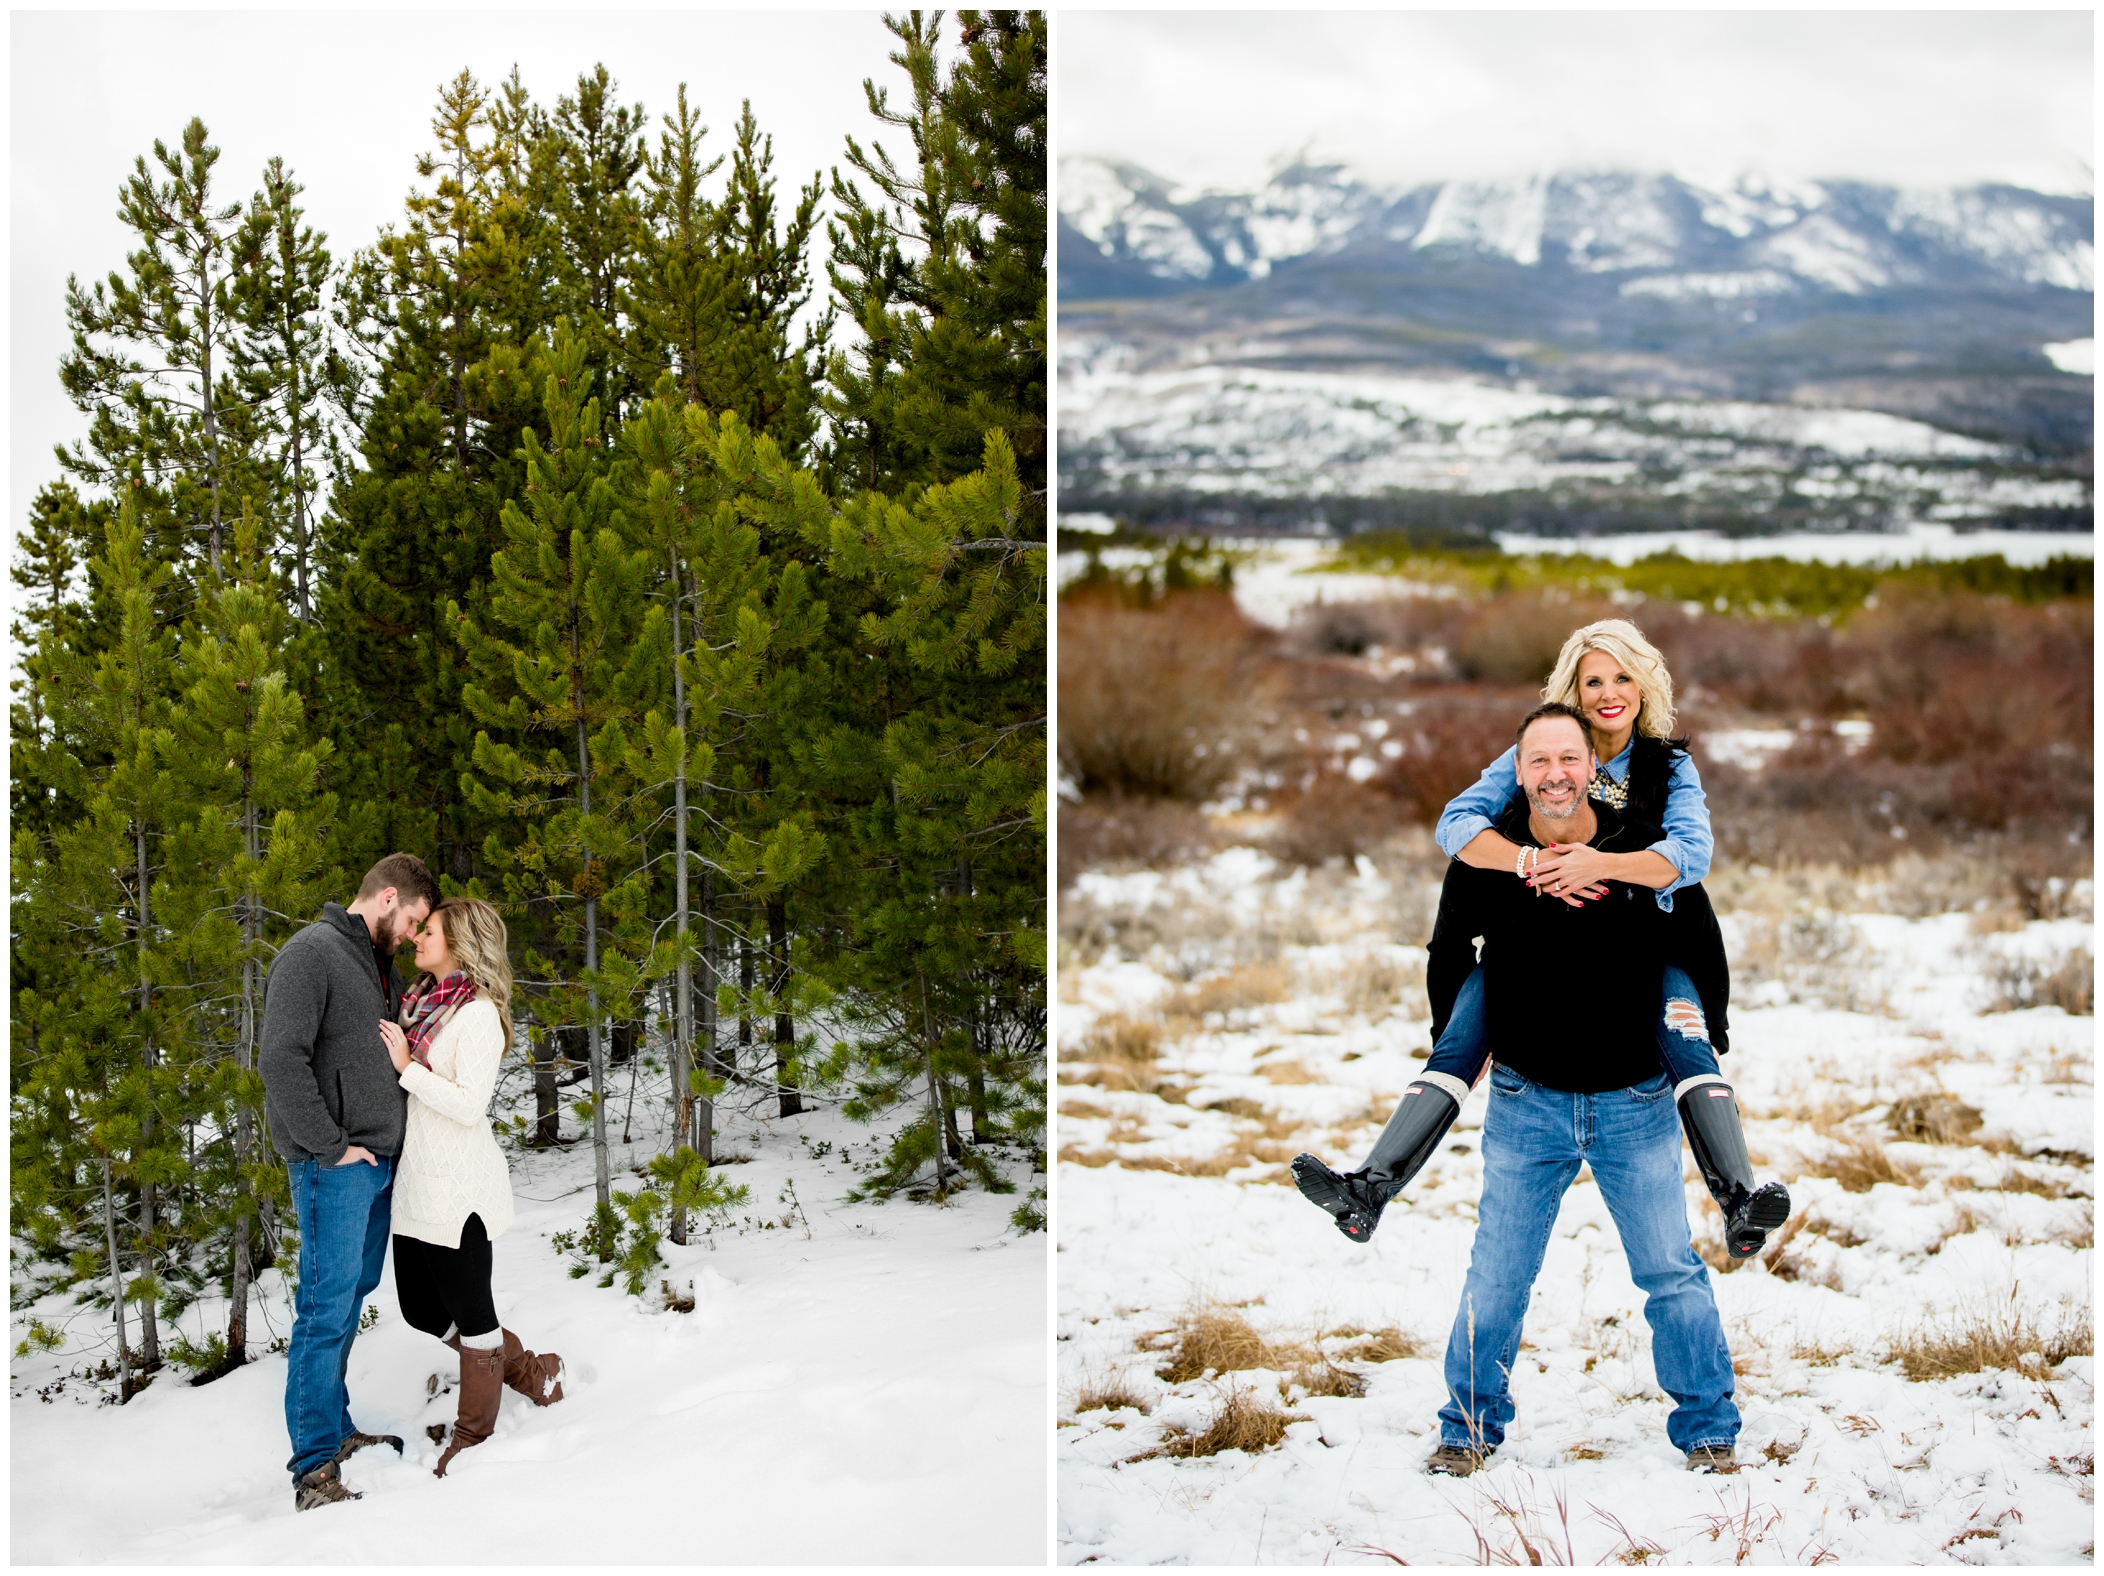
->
<box><xmin>1060</xmin><ymin>160</ymin><xmax>2093</xmax><ymax>508</ymax></box>
<box><xmin>1061</xmin><ymin>157</ymin><xmax>2094</xmax><ymax>299</ymax></box>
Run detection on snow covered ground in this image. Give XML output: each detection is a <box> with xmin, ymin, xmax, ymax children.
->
<box><xmin>1056</xmin><ymin>844</ymin><xmax>2093</xmax><ymax>1565</ymax></box>
<box><xmin>1058</xmin><ymin>348</ymin><xmax>2089</xmax><ymax>523</ymax></box>
<box><xmin>12</xmin><ymin>1093</ymin><xmax>1047</xmax><ymax>1564</ymax></box>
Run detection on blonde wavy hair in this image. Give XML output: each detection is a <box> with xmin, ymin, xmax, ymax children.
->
<box><xmin>1540</xmin><ymin>619</ymin><xmax>1678</xmax><ymax>741</ymax></box>
<box><xmin>434</xmin><ymin>897</ymin><xmax>515</xmax><ymax>1050</ymax></box>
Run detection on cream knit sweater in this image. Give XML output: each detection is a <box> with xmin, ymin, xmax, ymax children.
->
<box><xmin>392</xmin><ymin>996</ymin><xmax>515</xmax><ymax>1248</ymax></box>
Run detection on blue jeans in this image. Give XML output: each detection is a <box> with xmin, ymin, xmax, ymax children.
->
<box><xmin>284</xmin><ymin>1153</ymin><xmax>395</xmax><ymax>1481</ymax></box>
<box><xmin>1426</xmin><ymin>964</ymin><xmax>1721</xmax><ymax>1089</ymax></box>
<box><xmin>1438</xmin><ymin>1064</ymin><xmax>1738</xmax><ymax>1455</ymax></box>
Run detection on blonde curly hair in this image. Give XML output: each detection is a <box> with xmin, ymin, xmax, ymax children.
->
<box><xmin>433</xmin><ymin>897</ymin><xmax>515</xmax><ymax>1051</ymax></box>
<box><xmin>1540</xmin><ymin>619</ymin><xmax>1678</xmax><ymax>741</ymax></box>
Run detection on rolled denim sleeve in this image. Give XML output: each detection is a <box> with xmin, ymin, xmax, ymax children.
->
<box><xmin>1435</xmin><ymin>746</ymin><xmax>1522</xmax><ymax>859</ymax></box>
<box><xmin>1650</xmin><ymin>751</ymin><xmax>1714</xmax><ymax>905</ymax></box>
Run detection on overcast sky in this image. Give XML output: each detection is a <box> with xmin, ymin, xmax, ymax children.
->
<box><xmin>11</xmin><ymin>9</ymin><xmax>909</xmax><ymax>536</ymax></box>
<box><xmin>1060</xmin><ymin>10</ymin><xmax>2093</xmax><ymax>196</ymax></box>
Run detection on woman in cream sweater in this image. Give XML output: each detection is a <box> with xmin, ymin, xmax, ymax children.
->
<box><xmin>378</xmin><ymin>896</ymin><xmax>565</xmax><ymax>1476</ymax></box>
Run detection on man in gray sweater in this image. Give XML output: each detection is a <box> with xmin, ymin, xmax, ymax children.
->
<box><xmin>261</xmin><ymin>853</ymin><xmax>438</xmax><ymax>1511</ymax></box>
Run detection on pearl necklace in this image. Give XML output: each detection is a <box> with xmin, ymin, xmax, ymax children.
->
<box><xmin>1591</xmin><ymin>772</ymin><xmax>1628</xmax><ymax>810</ymax></box>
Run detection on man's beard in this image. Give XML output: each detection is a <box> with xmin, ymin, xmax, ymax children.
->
<box><xmin>375</xmin><ymin>910</ymin><xmax>409</xmax><ymax>951</ymax></box>
<box><xmin>1526</xmin><ymin>782</ymin><xmax>1585</xmax><ymax>822</ymax></box>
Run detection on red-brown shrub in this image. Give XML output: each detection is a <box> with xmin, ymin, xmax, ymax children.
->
<box><xmin>1374</xmin><ymin>704</ymin><xmax>1521</xmax><ymax>825</ymax></box>
<box><xmin>1059</xmin><ymin>591</ymin><xmax>1275</xmax><ymax>800</ymax></box>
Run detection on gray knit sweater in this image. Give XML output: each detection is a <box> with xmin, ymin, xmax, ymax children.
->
<box><xmin>260</xmin><ymin>903</ymin><xmax>409</xmax><ymax>1165</ymax></box>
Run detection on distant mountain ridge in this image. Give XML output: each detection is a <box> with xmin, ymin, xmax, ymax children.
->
<box><xmin>1060</xmin><ymin>156</ymin><xmax>2094</xmax><ymax>299</ymax></box>
<box><xmin>1059</xmin><ymin>158</ymin><xmax>2093</xmax><ymax>460</ymax></box>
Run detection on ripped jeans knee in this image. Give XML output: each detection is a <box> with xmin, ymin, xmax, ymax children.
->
<box><xmin>1664</xmin><ymin>997</ymin><xmax>1710</xmax><ymax>1044</ymax></box>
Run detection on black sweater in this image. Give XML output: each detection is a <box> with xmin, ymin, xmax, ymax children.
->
<box><xmin>1426</xmin><ymin>799</ymin><xmax>1732</xmax><ymax>1093</ymax></box>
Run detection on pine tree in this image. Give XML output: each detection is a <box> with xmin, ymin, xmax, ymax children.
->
<box><xmin>546</xmin><ymin>67</ymin><xmax>648</xmax><ymax>419</ymax></box>
<box><xmin>813</xmin><ymin>11</ymin><xmax>1048</xmax><ymax>1215</ymax></box>
<box><xmin>229</xmin><ymin>159</ymin><xmax>337</xmax><ymax>626</ymax></box>
<box><xmin>455</xmin><ymin>326</ymin><xmax>656</xmax><ymax>1251</ymax></box>
<box><xmin>824</xmin><ymin>11</ymin><xmax>1047</xmax><ymax>497</ymax></box>
<box><xmin>22</xmin><ymin>494</ymin><xmax>194</xmax><ymax>1373</ymax></box>
<box><xmin>167</xmin><ymin>504</ymin><xmax>338</xmax><ymax>1364</ymax></box>
<box><xmin>58</xmin><ymin>119</ymin><xmax>254</xmax><ymax>587</ymax></box>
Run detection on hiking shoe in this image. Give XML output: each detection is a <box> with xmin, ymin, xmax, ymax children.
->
<box><xmin>333</xmin><ymin>1431</ymin><xmax>403</xmax><ymax>1464</ymax></box>
<box><xmin>294</xmin><ymin>1461</ymin><xmax>362</xmax><ymax>1511</ymax></box>
<box><xmin>1426</xmin><ymin>1442</ymin><xmax>1492</xmax><ymax>1477</ymax></box>
<box><xmin>1725</xmin><ymin>1182</ymin><xmax>1792</xmax><ymax>1259</ymax></box>
<box><xmin>1686</xmin><ymin>1444</ymin><xmax>1740</xmax><ymax>1473</ymax></box>
<box><xmin>1291</xmin><ymin>1154</ymin><xmax>1387</xmax><ymax>1243</ymax></box>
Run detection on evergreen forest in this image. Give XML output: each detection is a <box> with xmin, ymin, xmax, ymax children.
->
<box><xmin>12</xmin><ymin>11</ymin><xmax>1046</xmax><ymax>1393</ymax></box>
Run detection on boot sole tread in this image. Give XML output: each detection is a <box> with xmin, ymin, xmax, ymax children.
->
<box><xmin>1290</xmin><ymin>1154</ymin><xmax>1377</xmax><ymax>1243</ymax></box>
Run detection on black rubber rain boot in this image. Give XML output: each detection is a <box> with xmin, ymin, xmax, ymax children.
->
<box><xmin>1677</xmin><ymin>1076</ymin><xmax>1790</xmax><ymax>1258</ymax></box>
<box><xmin>1293</xmin><ymin>1073</ymin><xmax>1467</xmax><ymax>1243</ymax></box>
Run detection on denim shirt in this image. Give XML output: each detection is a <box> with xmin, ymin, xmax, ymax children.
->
<box><xmin>1433</xmin><ymin>741</ymin><xmax>1713</xmax><ymax>911</ymax></box>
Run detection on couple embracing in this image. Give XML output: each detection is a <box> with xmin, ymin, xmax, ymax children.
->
<box><xmin>258</xmin><ymin>854</ymin><xmax>566</xmax><ymax>1512</ymax></box>
<box><xmin>1294</xmin><ymin>620</ymin><xmax>1791</xmax><ymax>1476</ymax></box>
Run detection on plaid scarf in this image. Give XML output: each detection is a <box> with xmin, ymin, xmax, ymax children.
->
<box><xmin>399</xmin><ymin>971</ymin><xmax>477</xmax><ymax>1070</ymax></box>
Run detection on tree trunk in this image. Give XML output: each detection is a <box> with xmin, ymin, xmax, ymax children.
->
<box><xmin>529</xmin><ymin>1020</ymin><xmax>562</xmax><ymax>1146</ymax></box>
<box><xmin>669</xmin><ymin>568</ymin><xmax>693</xmax><ymax>1243</ymax></box>
<box><xmin>579</xmin><ymin>706</ymin><xmax>611</xmax><ymax>1250</ymax></box>
<box><xmin>918</xmin><ymin>971</ymin><xmax>950</xmax><ymax>1191</ymax></box>
<box><xmin>736</xmin><ymin>922</ymin><xmax>753</xmax><ymax>1073</ymax></box>
<box><xmin>768</xmin><ymin>897</ymin><xmax>800</xmax><ymax>1117</ymax></box>
<box><xmin>102</xmin><ymin>1160</ymin><xmax>134</xmax><ymax>1404</ymax></box>
<box><xmin>966</xmin><ymin>1052</ymin><xmax>991</xmax><ymax>1147</ymax></box>
<box><xmin>288</xmin><ymin>390</ymin><xmax>311</xmax><ymax>624</ymax></box>
<box><xmin>696</xmin><ymin>866</ymin><xmax>717</xmax><ymax>1161</ymax></box>
<box><xmin>227</xmin><ymin>787</ymin><xmax>258</xmax><ymax>1365</ymax></box>
<box><xmin>198</xmin><ymin>249</ymin><xmax>225</xmax><ymax>577</ymax></box>
<box><xmin>133</xmin><ymin>821</ymin><xmax>161</xmax><ymax>1369</ymax></box>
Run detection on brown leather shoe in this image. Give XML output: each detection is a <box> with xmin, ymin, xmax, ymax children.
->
<box><xmin>433</xmin><ymin>1342</ymin><xmax>505</xmax><ymax>1477</ymax></box>
<box><xmin>499</xmin><ymin>1329</ymin><xmax>564</xmax><ymax>1406</ymax></box>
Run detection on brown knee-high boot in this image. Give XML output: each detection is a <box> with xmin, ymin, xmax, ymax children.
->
<box><xmin>433</xmin><ymin>1341</ymin><xmax>504</xmax><ymax>1477</ymax></box>
<box><xmin>498</xmin><ymin>1330</ymin><xmax>564</xmax><ymax>1405</ymax></box>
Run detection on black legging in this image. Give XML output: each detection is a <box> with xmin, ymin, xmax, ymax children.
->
<box><xmin>393</xmin><ymin>1214</ymin><xmax>498</xmax><ymax>1340</ymax></box>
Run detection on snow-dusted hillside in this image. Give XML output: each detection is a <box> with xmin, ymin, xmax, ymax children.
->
<box><xmin>1061</xmin><ymin>157</ymin><xmax>2095</xmax><ymax>298</ymax></box>
<box><xmin>11</xmin><ymin>1097</ymin><xmax>1046</xmax><ymax>1564</ymax></box>
<box><xmin>1055</xmin><ymin>844</ymin><xmax>2094</xmax><ymax>1565</ymax></box>
<box><xmin>1057</xmin><ymin>159</ymin><xmax>2093</xmax><ymax>466</ymax></box>
<box><xmin>1060</xmin><ymin>344</ymin><xmax>2084</xmax><ymax>524</ymax></box>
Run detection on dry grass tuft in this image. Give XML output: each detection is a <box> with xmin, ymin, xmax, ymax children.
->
<box><xmin>1073</xmin><ymin>1014</ymin><xmax>1165</xmax><ymax>1097</ymax></box>
<box><xmin>1257</xmin><ymin>1058</ymin><xmax>1321</xmax><ymax>1086</ymax></box>
<box><xmin>1148</xmin><ymin>1305</ymin><xmax>1313</xmax><ymax>1382</ymax></box>
<box><xmin>1761</xmin><ymin>1087</ymin><xmax>1878</xmax><ymax>1137</ymax></box>
<box><xmin>1889</xmin><ymin>1293</ymin><xmax>2092</xmax><ymax>1382</ymax></box>
<box><xmin>1141</xmin><ymin>1385</ymin><xmax>1303</xmax><ymax>1459</ymax></box>
<box><xmin>1886</xmin><ymin>1092</ymin><xmax>1983</xmax><ymax>1145</ymax></box>
<box><xmin>1818</xmin><ymin>1133</ymin><xmax>1924</xmax><ymax>1194</ymax></box>
<box><xmin>1762</xmin><ymin>1433</ymin><xmax>1806</xmax><ymax>1465</ymax></box>
<box><xmin>1290</xmin><ymin>1361</ymin><xmax>1368</xmax><ymax>1399</ymax></box>
<box><xmin>1073</xmin><ymin>1374</ymin><xmax>1152</xmax><ymax>1416</ymax></box>
<box><xmin>1173</xmin><ymin>961</ymin><xmax>1295</xmax><ymax>1018</ymax></box>
<box><xmin>1761</xmin><ymin>1210</ymin><xmax>1843</xmax><ymax>1287</ymax></box>
<box><xmin>1988</xmin><ymin>946</ymin><xmax>2094</xmax><ymax>1016</ymax></box>
<box><xmin>1327</xmin><ymin>952</ymin><xmax>1426</xmax><ymax>1017</ymax></box>
<box><xmin>1327</xmin><ymin>1325</ymin><xmax>1422</xmax><ymax>1364</ymax></box>
<box><xmin>1058</xmin><ymin>1099</ymin><xmax>1114</xmax><ymax>1122</ymax></box>
<box><xmin>1791</xmin><ymin>1333</ymin><xmax>1855</xmax><ymax>1366</ymax></box>
<box><xmin>1996</xmin><ymin>1165</ymin><xmax>2087</xmax><ymax>1200</ymax></box>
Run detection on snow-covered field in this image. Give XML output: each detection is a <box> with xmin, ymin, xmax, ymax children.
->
<box><xmin>1059</xmin><ymin>346</ymin><xmax>2088</xmax><ymax>524</ymax></box>
<box><xmin>1055</xmin><ymin>844</ymin><xmax>2093</xmax><ymax>1565</ymax></box>
<box><xmin>12</xmin><ymin>1096</ymin><xmax>1047</xmax><ymax>1564</ymax></box>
